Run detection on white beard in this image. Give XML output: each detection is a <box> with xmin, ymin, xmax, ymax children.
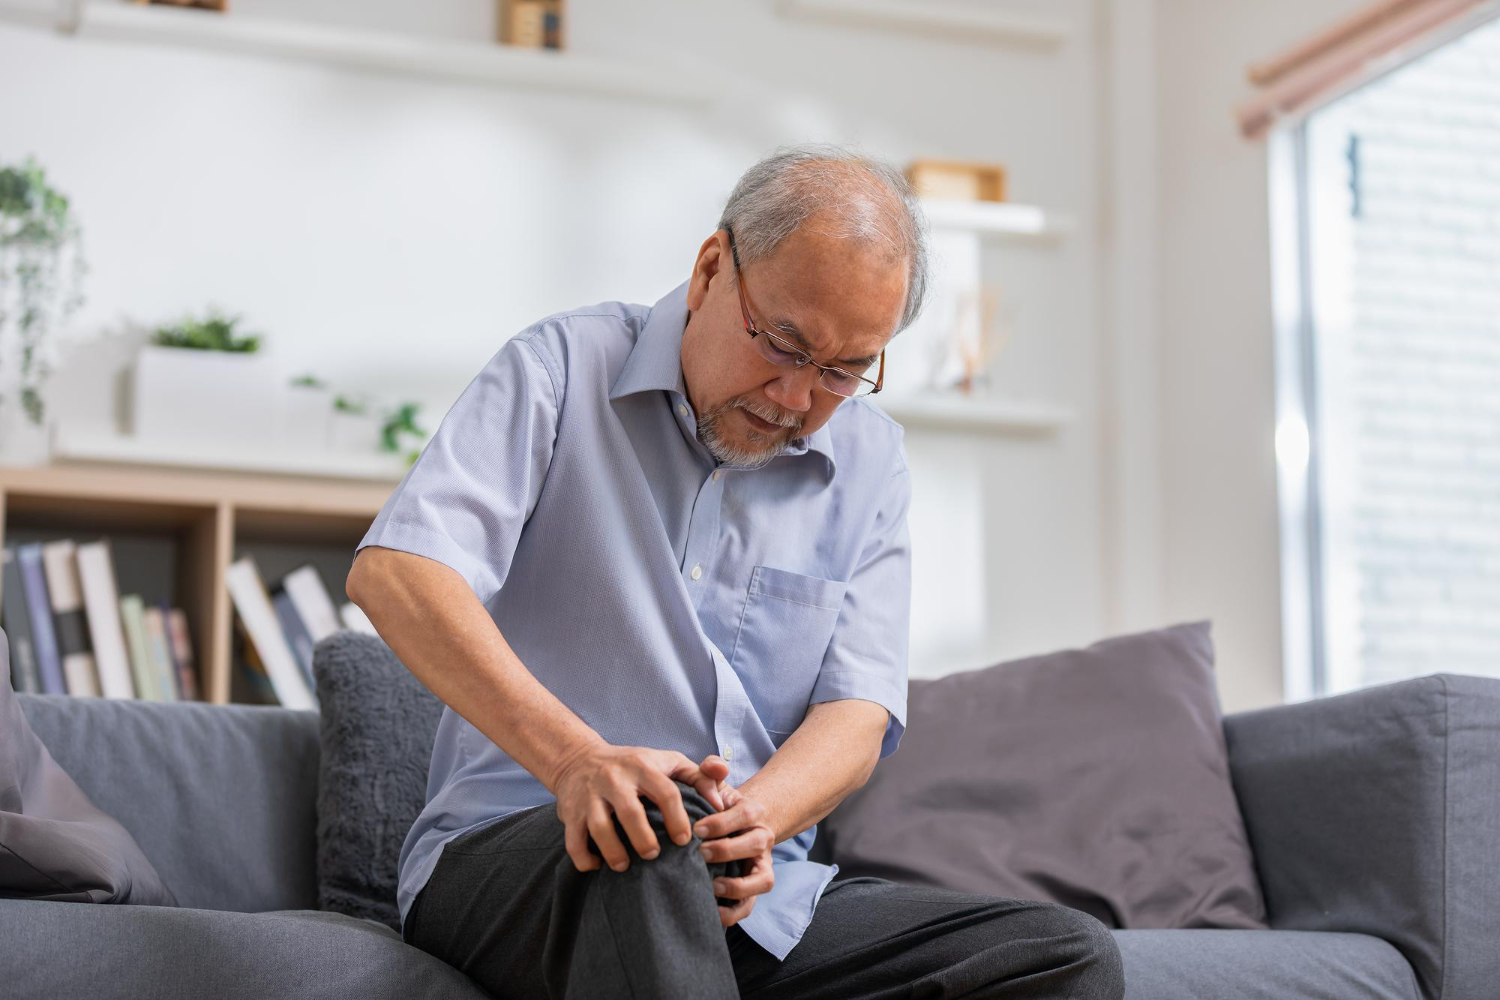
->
<box><xmin>696</xmin><ymin>398</ymin><xmax>804</xmax><ymax>467</ymax></box>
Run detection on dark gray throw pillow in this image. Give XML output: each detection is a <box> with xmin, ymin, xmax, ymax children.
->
<box><xmin>0</xmin><ymin>627</ymin><xmax>177</xmax><ymax>905</ymax></box>
<box><xmin>313</xmin><ymin>630</ymin><xmax>444</xmax><ymax>931</ymax></box>
<box><xmin>820</xmin><ymin>621</ymin><xmax>1267</xmax><ymax>930</ymax></box>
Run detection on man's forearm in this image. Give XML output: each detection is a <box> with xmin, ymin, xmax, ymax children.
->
<box><xmin>347</xmin><ymin>546</ymin><xmax>604</xmax><ymax>790</ymax></box>
<box><xmin>737</xmin><ymin>699</ymin><xmax>889</xmax><ymax>845</ymax></box>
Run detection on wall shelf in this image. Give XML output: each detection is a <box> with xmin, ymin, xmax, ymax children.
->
<box><xmin>774</xmin><ymin>0</ymin><xmax>1070</xmax><ymax>49</ymax></box>
<box><xmin>52</xmin><ymin>426</ymin><xmax>411</xmax><ymax>484</ymax></box>
<box><xmin>871</xmin><ymin>393</ymin><xmax>1072</xmax><ymax>434</ymax></box>
<box><xmin>920</xmin><ymin>197</ymin><xmax>1074</xmax><ymax>244</ymax></box>
<box><xmin>0</xmin><ymin>0</ymin><xmax>709</xmax><ymax>107</ymax></box>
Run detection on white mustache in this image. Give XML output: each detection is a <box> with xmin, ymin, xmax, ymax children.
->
<box><xmin>737</xmin><ymin>400</ymin><xmax>801</xmax><ymax>431</ymax></box>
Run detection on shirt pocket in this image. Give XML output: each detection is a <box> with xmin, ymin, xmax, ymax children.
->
<box><xmin>729</xmin><ymin>565</ymin><xmax>848</xmax><ymax>739</ymax></box>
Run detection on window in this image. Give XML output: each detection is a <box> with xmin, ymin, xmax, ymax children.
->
<box><xmin>1272</xmin><ymin>16</ymin><xmax>1500</xmax><ymax>698</ymax></box>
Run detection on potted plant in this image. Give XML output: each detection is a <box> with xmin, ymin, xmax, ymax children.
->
<box><xmin>133</xmin><ymin>308</ymin><xmax>280</xmax><ymax>445</ymax></box>
<box><xmin>0</xmin><ymin>156</ymin><xmax>87</xmax><ymax>464</ymax></box>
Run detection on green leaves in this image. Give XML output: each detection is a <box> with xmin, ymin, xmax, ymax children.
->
<box><xmin>0</xmin><ymin>156</ymin><xmax>76</xmax><ymax>249</ymax></box>
<box><xmin>152</xmin><ymin>308</ymin><xmax>262</xmax><ymax>352</ymax></box>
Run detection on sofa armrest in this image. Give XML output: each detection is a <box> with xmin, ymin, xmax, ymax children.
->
<box><xmin>1223</xmin><ymin>673</ymin><xmax>1500</xmax><ymax>1000</ymax></box>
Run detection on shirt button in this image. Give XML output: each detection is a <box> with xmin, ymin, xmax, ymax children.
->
<box><xmin>678</xmin><ymin>403</ymin><xmax>689</xmax><ymax>418</ymax></box>
<box><xmin>712</xmin><ymin>469</ymin><xmax>722</xmax><ymax>481</ymax></box>
<box><xmin>721</xmin><ymin>745</ymin><xmax>733</xmax><ymax>761</ymax></box>
<box><xmin>691</xmin><ymin>564</ymin><xmax>703</xmax><ymax>581</ymax></box>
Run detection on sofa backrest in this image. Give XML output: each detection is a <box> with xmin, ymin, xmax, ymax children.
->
<box><xmin>18</xmin><ymin>693</ymin><xmax>320</xmax><ymax>913</ymax></box>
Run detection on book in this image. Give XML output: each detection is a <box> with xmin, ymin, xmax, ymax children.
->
<box><xmin>76</xmin><ymin>540</ymin><xmax>137</xmax><ymax>699</ymax></box>
<box><xmin>1</xmin><ymin>546</ymin><xmax>42</xmax><ymax>694</ymax></box>
<box><xmin>232</xmin><ymin>616</ymin><xmax>278</xmax><ymax>706</ymax></box>
<box><xmin>272</xmin><ymin>587</ymin><xmax>317</xmax><ymax>694</ymax></box>
<box><xmin>17</xmin><ymin>543</ymin><xmax>66</xmax><ymax>695</ymax></box>
<box><xmin>166</xmin><ymin>607</ymin><xmax>200</xmax><ymax>701</ymax></box>
<box><xmin>118</xmin><ymin>594</ymin><xmax>160</xmax><ymax>701</ymax></box>
<box><xmin>142</xmin><ymin>607</ymin><xmax>180</xmax><ymax>702</ymax></box>
<box><xmin>339</xmin><ymin>601</ymin><xmax>378</xmax><ymax>636</ymax></box>
<box><xmin>225</xmin><ymin>556</ymin><xmax>317</xmax><ymax>711</ymax></box>
<box><xmin>41</xmin><ymin>540</ymin><xmax>101</xmax><ymax>698</ymax></box>
<box><xmin>282</xmin><ymin>565</ymin><xmax>342</xmax><ymax>643</ymax></box>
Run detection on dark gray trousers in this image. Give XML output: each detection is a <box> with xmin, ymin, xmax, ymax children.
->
<box><xmin>403</xmin><ymin>782</ymin><xmax>1124</xmax><ymax>1000</ymax></box>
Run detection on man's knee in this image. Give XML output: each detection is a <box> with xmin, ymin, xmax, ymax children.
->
<box><xmin>1030</xmin><ymin>903</ymin><xmax>1125</xmax><ymax>999</ymax></box>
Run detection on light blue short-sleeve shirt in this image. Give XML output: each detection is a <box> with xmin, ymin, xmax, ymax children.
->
<box><xmin>356</xmin><ymin>279</ymin><xmax>912</xmax><ymax>961</ymax></box>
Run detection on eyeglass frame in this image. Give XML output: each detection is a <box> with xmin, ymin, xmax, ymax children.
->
<box><xmin>724</xmin><ymin>226</ymin><xmax>885</xmax><ymax>398</ymax></box>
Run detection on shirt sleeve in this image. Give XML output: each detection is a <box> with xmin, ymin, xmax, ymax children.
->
<box><xmin>354</xmin><ymin>331</ymin><xmax>560</xmax><ymax>607</ymax></box>
<box><xmin>808</xmin><ymin>451</ymin><xmax>912</xmax><ymax>759</ymax></box>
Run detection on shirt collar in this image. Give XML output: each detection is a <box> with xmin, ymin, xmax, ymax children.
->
<box><xmin>610</xmin><ymin>279</ymin><xmax>837</xmax><ymax>478</ymax></box>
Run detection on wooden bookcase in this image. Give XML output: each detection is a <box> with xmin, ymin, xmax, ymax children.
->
<box><xmin>0</xmin><ymin>463</ymin><xmax>395</xmax><ymax>705</ymax></box>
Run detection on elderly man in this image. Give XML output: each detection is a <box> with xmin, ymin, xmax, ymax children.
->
<box><xmin>346</xmin><ymin>145</ymin><xmax>1124</xmax><ymax>999</ymax></box>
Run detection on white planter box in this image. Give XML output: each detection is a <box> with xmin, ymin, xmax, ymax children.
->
<box><xmin>133</xmin><ymin>345</ymin><xmax>281</xmax><ymax>446</ymax></box>
<box><xmin>281</xmin><ymin>382</ymin><xmax>334</xmax><ymax>450</ymax></box>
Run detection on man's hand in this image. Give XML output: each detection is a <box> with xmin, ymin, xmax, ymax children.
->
<box><xmin>692</xmin><ymin>760</ymin><xmax>776</xmax><ymax>928</ymax></box>
<box><xmin>550</xmin><ymin>744</ymin><xmax>727</xmax><ymax>874</ymax></box>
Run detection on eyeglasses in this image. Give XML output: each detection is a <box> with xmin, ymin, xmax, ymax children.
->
<box><xmin>725</xmin><ymin>226</ymin><xmax>884</xmax><ymax>399</ymax></box>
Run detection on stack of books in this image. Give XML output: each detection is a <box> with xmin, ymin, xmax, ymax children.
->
<box><xmin>226</xmin><ymin>555</ymin><xmax>377</xmax><ymax>712</ymax></box>
<box><xmin>1</xmin><ymin>540</ymin><xmax>198</xmax><ymax>701</ymax></box>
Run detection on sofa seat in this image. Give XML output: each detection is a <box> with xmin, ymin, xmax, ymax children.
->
<box><xmin>0</xmin><ymin>899</ymin><xmax>489</xmax><ymax>1000</ymax></box>
<box><xmin>1114</xmin><ymin>928</ymin><xmax>1420</xmax><ymax>1000</ymax></box>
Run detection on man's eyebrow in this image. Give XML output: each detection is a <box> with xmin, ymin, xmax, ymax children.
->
<box><xmin>772</xmin><ymin>319</ymin><xmax>882</xmax><ymax>368</ymax></box>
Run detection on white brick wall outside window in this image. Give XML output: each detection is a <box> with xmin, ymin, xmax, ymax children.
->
<box><xmin>1275</xmin><ymin>16</ymin><xmax>1500</xmax><ymax>697</ymax></box>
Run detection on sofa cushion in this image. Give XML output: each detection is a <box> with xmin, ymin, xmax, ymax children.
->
<box><xmin>18</xmin><ymin>690</ymin><xmax>320</xmax><ymax>913</ymax></box>
<box><xmin>0</xmin><ymin>898</ymin><xmax>488</xmax><ymax>999</ymax></box>
<box><xmin>1113</xmin><ymin>929</ymin><xmax>1420</xmax><ymax>1000</ymax></box>
<box><xmin>312</xmin><ymin>631</ymin><xmax>444</xmax><ymax>931</ymax></box>
<box><xmin>0</xmin><ymin>628</ymin><xmax>176</xmax><ymax>906</ymax></box>
<box><xmin>820</xmin><ymin>621</ymin><xmax>1267</xmax><ymax>930</ymax></box>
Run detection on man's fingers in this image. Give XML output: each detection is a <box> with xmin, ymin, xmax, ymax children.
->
<box><xmin>693</xmin><ymin>797</ymin><xmax>757</xmax><ymax>841</ymax></box>
<box><xmin>718</xmin><ymin>895</ymin><xmax>755</xmax><ymax>928</ymax></box>
<box><xmin>712</xmin><ymin>865</ymin><xmax>775</xmax><ymax>901</ymax></box>
<box><xmin>666</xmin><ymin>756</ymin><xmax>725</xmax><ymax>813</ymax></box>
<box><xmin>587</xmin><ymin>803</ymin><xmax>631</xmax><ymax>873</ymax></box>
<box><xmin>564</xmin><ymin>818</ymin><xmax>600</xmax><ymax>873</ymax></box>
<box><xmin>697</xmin><ymin>827</ymin><xmax>772</xmax><ymax>864</ymax></box>
<box><xmin>606</xmin><ymin>789</ymin><xmax>662</xmax><ymax>863</ymax></box>
<box><xmin>636</xmin><ymin>771</ymin><xmax>693</xmax><ymax>848</ymax></box>
<box><xmin>691</xmin><ymin>776</ymin><xmax>725</xmax><ymax>812</ymax></box>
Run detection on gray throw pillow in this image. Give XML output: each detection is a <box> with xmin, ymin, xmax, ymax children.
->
<box><xmin>820</xmin><ymin>621</ymin><xmax>1267</xmax><ymax>930</ymax></box>
<box><xmin>0</xmin><ymin>627</ymin><xmax>177</xmax><ymax>905</ymax></box>
<box><xmin>312</xmin><ymin>630</ymin><xmax>444</xmax><ymax>931</ymax></box>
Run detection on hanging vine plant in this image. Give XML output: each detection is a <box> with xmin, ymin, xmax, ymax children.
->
<box><xmin>0</xmin><ymin>156</ymin><xmax>87</xmax><ymax>426</ymax></box>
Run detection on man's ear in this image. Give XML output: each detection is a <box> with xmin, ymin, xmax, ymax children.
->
<box><xmin>686</xmin><ymin>230</ymin><xmax>729</xmax><ymax>312</ymax></box>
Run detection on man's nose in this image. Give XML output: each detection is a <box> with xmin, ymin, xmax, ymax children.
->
<box><xmin>765</xmin><ymin>366</ymin><xmax>818</xmax><ymax>413</ymax></box>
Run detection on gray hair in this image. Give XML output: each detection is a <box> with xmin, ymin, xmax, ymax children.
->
<box><xmin>717</xmin><ymin>144</ymin><xmax>930</xmax><ymax>336</ymax></box>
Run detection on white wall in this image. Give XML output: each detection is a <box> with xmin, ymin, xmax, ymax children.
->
<box><xmin>1155</xmin><ymin>0</ymin><xmax>1366</xmax><ymax>711</ymax></box>
<box><xmin>0</xmin><ymin>0</ymin><xmax>1115</xmax><ymax>681</ymax></box>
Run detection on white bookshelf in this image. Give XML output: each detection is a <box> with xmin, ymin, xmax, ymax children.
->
<box><xmin>773</xmin><ymin>0</ymin><xmax>1070</xmax><ymax>49</ymax></box>
<box><xmin>0</xmin><ymin>0</ymin><xmax>709</xmax><ymax>107</ymax></box>
<box><xmin>871</xmin><ymin>393</ymin><xmax>1072</xmax><ymax>434</ymax></box>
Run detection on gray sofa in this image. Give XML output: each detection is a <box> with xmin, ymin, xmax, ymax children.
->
<box><xmin>2</xmin><ymin>664</ymin><xmax>1496</xmax><ymax>999</ymax></box>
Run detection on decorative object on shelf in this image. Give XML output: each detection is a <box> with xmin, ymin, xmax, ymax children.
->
<box><xmin>499</xmin><ymin>0</ymin><xmax>565</xmax><ymax>49</ymax></box>
<box><xmin>0</xmin><ymin>156</ymin><xmax>87</xmax><ymax>465</ymax></box>
<box><xmin>906</xmin><ymin>159</ymin><xmax>1007</xmax><ymax>203</ymax></box>
<box><xmin>133</xmin><ymin>307</ymin><xmax>279</xmax><ymax>446</ymax></box>
<box><xmin>924</xmin><ymin>285</ymin><xmax>1013</xmax><ymax>396</ymax></box>
<box><xmin>132</xmin><ymin>0</ymin><xmax>228</xmax><ymax>12</ymax></box>
<box><xmin>379</xmin><ymin>402</ymin><xmax>427</xmax><ymax>466</ymax></box>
